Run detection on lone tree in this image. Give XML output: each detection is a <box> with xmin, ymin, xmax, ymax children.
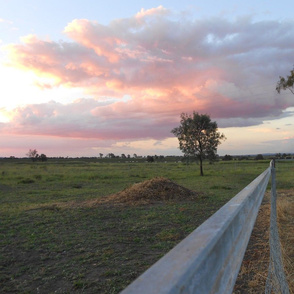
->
<box><xmin>171</xmin><ymin>112</ymin><xmax>226</xmax><ymax>176</ymax></box>
<box><xmin>276</xmin><ymin>67</ymin><xmax>294</xmax><ymax>94</ymax></box>
<box><xmin>39</xmin><ymin>153</ymin><xmax>48</xmax><ymax>162</ymax></box>
<box><xmin>26</xmin><ymin>149</ymin><xmax>47</xmax><ymax>162</ymax></box>
<box><xmin>26</xmin><ymin>149</ymin><xmax>39</xmax><ymax>162</ymax></box>
<box><xmin>146</xmin><ymin>155</ymin><xmax>154</xmax><ymax>162</ymax></box>
<box><xmin>255</xmin><ymin>154</ymin><xmax>264</xmax><ymax>160</ymax></box>
<box><xmin>223</xmin><ymin>154</ymin><xmax>233</xmax><ymax>161</ymax></box>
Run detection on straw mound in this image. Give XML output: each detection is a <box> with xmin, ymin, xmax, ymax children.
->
<box><xmin>104</xmin><ymin>177</ymin><xmax>198</xmax><ymax>204</ymax></box>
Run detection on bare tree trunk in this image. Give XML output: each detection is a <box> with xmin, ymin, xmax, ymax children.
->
<box><xmin>199</xmin><ymin>156</ymin><xmax>204</xmax><ymax>176</ymax></box>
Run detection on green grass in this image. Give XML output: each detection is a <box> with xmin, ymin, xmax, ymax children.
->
<box><xmin>0</xmin><ymin>158</ymin><xmax>292</xmax><ymax>293</ymax></box>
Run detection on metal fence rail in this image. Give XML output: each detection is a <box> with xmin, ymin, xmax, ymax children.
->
<box><xmin>121</xmin><ymin>167</ymin><xmax>271</xmax><ymax>294</ymax></box>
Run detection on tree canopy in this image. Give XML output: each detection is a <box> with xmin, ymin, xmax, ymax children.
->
<box><xmin>171</xmin><ymin>112</ymin><xmax>226</xmax><ymax>176</ymax></box>
<box><xmin>26</xmin><ymin>149</ymin><xmax>39</xmax><ymax>161</ymax></box>
<box><xmin>276</xmin><ymin>67</ymin><xmax>294</xmax><ymax>94</ymax></box>
<box><xmin>26</xmin><ymin>149</ymin><xmax>47</xmax><ymax>162</ymax></box>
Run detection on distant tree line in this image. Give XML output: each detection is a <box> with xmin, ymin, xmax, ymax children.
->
<box><xmin>275</xmin><ymin>153</ymin><xmax>293</xmax><ymax>159</ymax></box>
<box><xmin>97</xmin><ymin>153</ymin><xmax>166</xmax><ymax>161</ymax></box>
<box><xmin>19</xmin><ymin>149</ymin><xmax>292</xmax><ymax>163</ymax></box>
<box><xmin>221</xmin><ymin>153</ymin><xmax>293</xmax><ymax>161</ymax></box>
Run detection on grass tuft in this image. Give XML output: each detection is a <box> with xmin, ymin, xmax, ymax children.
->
<box><xmin>18</xmin><ymin>178</ymin><xmax>35</xmax><ymax>184</ymax></box>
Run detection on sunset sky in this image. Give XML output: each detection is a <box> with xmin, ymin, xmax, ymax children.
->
<box><xmin>1</xmin><ymin>0</ymin><xmax>294</xmax><ymax>157</ymax></box>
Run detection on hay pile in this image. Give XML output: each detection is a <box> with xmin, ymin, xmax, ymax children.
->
<box><xmin>104</xmin><ymin>177</ymin><xmax>198</xmax><ymax>205</ymax></box>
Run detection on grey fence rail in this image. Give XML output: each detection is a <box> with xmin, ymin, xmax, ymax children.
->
<box><xmin>121</xmin><ymin>164</ymin><xmax>272</xmax><ymax>294</ymax></box>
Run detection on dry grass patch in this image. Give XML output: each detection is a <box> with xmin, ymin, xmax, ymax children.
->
<box><xmin>101</xmin><ymin>177</ymin><xmax>199</xmax><ymax>205</ymax></box>
<box><xmin>277</xmin><ymin>190</ymin><xmax>294</xmax><ymax>292</ymax></box>
<box><xmin>43</xmin><ymin>177</ymin><xmax>200</xmax><ymax>210</ymax></box>
<box><xmin>234</xmin><ymin>193</ymin><xmax>270</xmax><ymax>293</ymax></box>
<box><xmin>234</xmin><ymin>190</ymin><xmax>294</xmax><ymax>293</ymax></box>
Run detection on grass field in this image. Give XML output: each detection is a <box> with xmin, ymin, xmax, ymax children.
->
<box><xmin>0</xmin><ymin>158</ymin><xmax>293</xmax><ymax>293</ymax></box>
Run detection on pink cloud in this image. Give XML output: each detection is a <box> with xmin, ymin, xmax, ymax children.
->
<box><xmin>135</xmin><ymin>6</ymin><xmax>169</xmax><ymax>19</ymax></box>
<box><xmin>2</xmin><ymin>9</ymin><xmax>294</xmax><ymax>145</ymax></box>
<box><xmin>1</xmin><ymin>100</ymin><xmax>174</xmax><ymax>140</ymax></box>
<box><xmin>1</xmin><ymin>94</ymin><xmax>291</xmax><ymax>146</ymax></box>
<box><xmin>64</xmin><ymin>19</ymin><xmax>123</xmax><ymax>63</ymax></box>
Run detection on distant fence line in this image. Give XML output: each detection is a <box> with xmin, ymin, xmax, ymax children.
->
<box><xmin>121</xmin><ymin>161</ymin><xmax>290</xmax><ymax>294</ymax></box>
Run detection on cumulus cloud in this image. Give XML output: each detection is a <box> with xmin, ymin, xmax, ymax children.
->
<box><xmin>3</xmin><ymin>9</ymin><xmax>294</xmax><ymax>141</ymax></box>
<box><xmin>0</xmin><ymin>99</ymin><xmax>173</xmax><ymax>140</ymax></box>
<box><xmin>135</xmin><ymin>6</ymin><xmax>169</xmax><ymax>18</ymax></box>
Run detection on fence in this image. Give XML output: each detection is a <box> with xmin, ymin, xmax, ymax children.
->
<box><xmin>265</xmin><ymin>161</ymin><xmax>290</xmax><ymax>294</ymax></box>
<box><xmin>121</xmin><ymin>161</ymin><xmax>289</xmax><ymax>294</ymax></box>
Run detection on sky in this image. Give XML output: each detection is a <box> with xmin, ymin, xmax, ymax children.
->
<box><xmin>0</xmin><ymin>0</ymin><xmax>294</xmax><ymax>158</ymax></box>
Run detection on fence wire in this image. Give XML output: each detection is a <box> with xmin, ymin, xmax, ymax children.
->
<box><xmin>265</xmin><ymin>163</ymin><xmax>290</xmax><ymax>294</ymax></box>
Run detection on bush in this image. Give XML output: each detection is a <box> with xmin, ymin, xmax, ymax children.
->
<box><xmin>255</xmin><ymin>154</ymin><xmax>264</xmax><ymax>160</ymax></box>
